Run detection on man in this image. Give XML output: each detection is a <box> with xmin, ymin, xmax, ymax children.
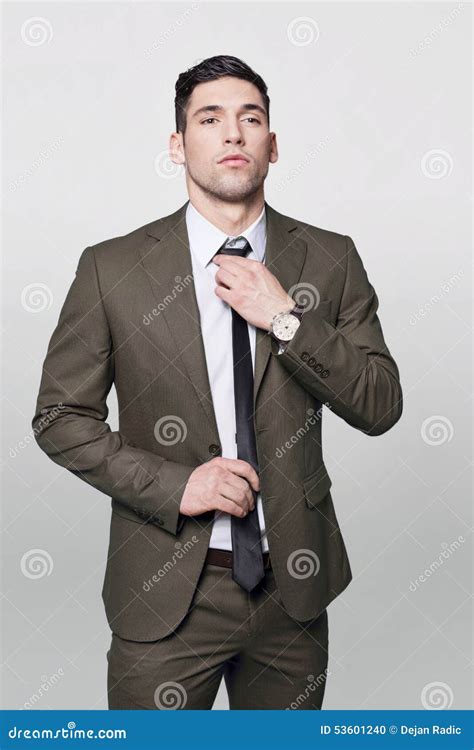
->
<box><xmin>32</xmin><ymin>55</ymin><xmax>403</xmax><ymax>710</ymax></box>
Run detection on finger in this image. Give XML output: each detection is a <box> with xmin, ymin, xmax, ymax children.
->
<box><xmin>215</xmin><ymin>267</ymin><xmax>237</xmax><ymax>288</ymax></box>
<box><xmin>220</xmin><ymin>471</ymin><xmax>251</xmax><ymax>494</ymax></box>
<box><xmin>213</xmin><ymin>255</ymin><xmax>260</xmax><ymax>272</ymax></box>
<box><xmin>225</xmin><ymin>459</ymin><xmax>260</xmax><ymax>491</ymax></box>
<box><xmin>214</xmin><ymin>285</ymin><xmax>233</xmax><ymax>304</ymax></box>
<box><xmin>215</xmin><ymin>496</ymin><xmax>249</xmax><ymax>518</ymax></box>
<box><xmin>220</xmin><ymin>480</ymin><xmax>254</xmax><ymax>511</ymax></box>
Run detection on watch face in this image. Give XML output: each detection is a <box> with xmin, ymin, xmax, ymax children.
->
<box><xmin>272</xmin><ymin>313</ymin><xmax>300</xmax><ymax>341</ymax></box>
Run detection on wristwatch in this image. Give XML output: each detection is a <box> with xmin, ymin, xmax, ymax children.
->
<box><xmin>269</xmin><ymin>302</ymin><xmax>305</xmax><ymax>352</ymax></box>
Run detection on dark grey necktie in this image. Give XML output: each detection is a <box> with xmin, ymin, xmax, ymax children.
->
<box><xmin>216</xmin><ymin>235</ymin><xmax>265</xmax><ymax>592</ymax></box>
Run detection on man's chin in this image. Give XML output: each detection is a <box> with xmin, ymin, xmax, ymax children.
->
<box><xmin>206</xmin><ymin>180</ymin><xmax>262</xmax><ymax>203</ymax></box>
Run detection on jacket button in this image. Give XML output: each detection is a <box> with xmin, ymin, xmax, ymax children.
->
<box><xmin>301</xmin><ymin>352</ymin><xmax>310</xmax><ymax>362</ymax></box>
<box><xmin>308</xmin><ymin>357</ymin><xmax>316</xmax><ymax>366</ymax></box>
<box><xmin>209</xmin><ymin>443</ymin><xmax>220</xmax><ymax>455</ymax></box>
<box><xmin>156</xmin><ymin>518</ymin><xmax>164</xmax><ymax>526</ymax></box>
<box><xmin>314</xmin><ymin>363</ymin><xmax>323</xmax><ymax>373</ymax></box>
<box><xmin>321</xmin><ymin>369</ymin><xmax>330</xmax><ymax>378</ymax></box>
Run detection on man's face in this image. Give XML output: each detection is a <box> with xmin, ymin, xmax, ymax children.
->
<box><xmin>172</xmin><ymin>76</ymin><xmax>278</xmax><ymax>202</ymax></box>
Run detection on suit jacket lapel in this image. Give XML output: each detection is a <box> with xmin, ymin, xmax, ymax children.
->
<box><xmin>138</xmin><ymin>199</ymin><xmax>308</xmax><ymax>435</ymax></box>
<box><xmin>138</xmin><ymin>200</ymin><xmax>220</xmax><ymax>436</ymax></box>
<box><xmin>253</xmin><ymin>202</ymin><xmax>307</xmax><ymax>401</ymax></box>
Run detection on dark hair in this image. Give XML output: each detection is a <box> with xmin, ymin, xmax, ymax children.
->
<box><xmin>174</xmin><ymin>55</ymin><xmax>270</xmax><ymax>135</ymax></box>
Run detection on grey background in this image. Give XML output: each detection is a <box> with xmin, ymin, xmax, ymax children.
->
<box><xmin>2</xmin><ymin>1</ymin><xmax>472</xmax><ymax>710</ymax></box>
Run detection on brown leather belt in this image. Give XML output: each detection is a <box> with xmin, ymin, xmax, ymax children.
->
<box><xmin>205</xmin><ymin>547</ymin><xmax>271</xmax><ymax>570</ymax></box>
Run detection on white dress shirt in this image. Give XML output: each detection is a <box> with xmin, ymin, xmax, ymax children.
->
<box><xmin>185</xmin><ymin>200</ymin><xmax>269</xmax><ymax>552</ymax></box>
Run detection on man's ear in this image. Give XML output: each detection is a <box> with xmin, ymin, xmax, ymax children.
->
<box><xmin>269</xmin><ymin>132</ymin><xmax>279</xmax><ymax>164</ymax></box>
<box><xmin>169</xmin><ymin>132</ymin><xmax>185</xmax><ymax>165</ymax></box>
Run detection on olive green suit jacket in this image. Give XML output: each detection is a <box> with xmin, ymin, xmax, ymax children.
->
<box><xmin>32</xmin><ymin>200</ymin><xmax>403</xmax><ymax>641</ymax></box>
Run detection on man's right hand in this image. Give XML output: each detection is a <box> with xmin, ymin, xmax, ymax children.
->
<box><xmin>179</xmin><ymin>458</ymin><xmax>260</xmax><ymax>518</ymax></box>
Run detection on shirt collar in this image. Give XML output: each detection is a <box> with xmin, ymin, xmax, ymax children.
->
<box><xmin>185</xmin><ymin>200</ymin><xmax>267</xmax><ymax>269</ymax></box>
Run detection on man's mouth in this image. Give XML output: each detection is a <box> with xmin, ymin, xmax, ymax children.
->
<box><xmin>218</xmin><ymin>154</ymin><xmax>250</xmax><ymax>167</ymax></box>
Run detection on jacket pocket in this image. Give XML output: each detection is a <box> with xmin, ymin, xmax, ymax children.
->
<box><xmin>303</xmin><ymin>464</ymin><xmax>332</xmax><ymax>508</ymax></box>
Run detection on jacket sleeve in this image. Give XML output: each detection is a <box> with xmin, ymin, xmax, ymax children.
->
<box><xmin>273</xmin><ymin>235</ymin><xmax>403</xmax><ymax>436</ymax></box>
<box><xmin>31</xmin><ymin>245</ymin><xmax>194</xmax><ymax>535</ymax></box>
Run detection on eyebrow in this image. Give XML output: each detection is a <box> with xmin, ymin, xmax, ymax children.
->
<box><xmin>192</xmin><ymin>103</ymin><xmax>267</xmax><ymax>119</ymax></box>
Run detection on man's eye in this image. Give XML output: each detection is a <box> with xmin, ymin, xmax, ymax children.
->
<box><xmin>200</xmin><ymin>116</ymin><xmax>260</xmax><ymax>125</ymax></box>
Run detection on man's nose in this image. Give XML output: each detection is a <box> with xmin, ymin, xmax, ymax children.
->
<box><xmin>223</xmin><ymin>119</ymin><xmax>244</xmax><ymax>145</ymax></box>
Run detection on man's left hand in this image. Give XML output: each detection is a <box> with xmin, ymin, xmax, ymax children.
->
<box><xmin>212</xmin><ymin>254</ymin><xmax>295</xmax><ymax>331</ymax></box>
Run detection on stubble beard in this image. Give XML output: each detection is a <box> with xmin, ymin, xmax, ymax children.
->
<box><xmin>186</xmin><ymin>160</ymin><xmax>266</xmax><ymax>203</ymax></box>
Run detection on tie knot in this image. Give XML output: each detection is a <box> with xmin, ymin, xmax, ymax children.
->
<box><xmin>218</xmin><ymin>236</ymin><xmax>251</xmax><ymax>258</ymax></box>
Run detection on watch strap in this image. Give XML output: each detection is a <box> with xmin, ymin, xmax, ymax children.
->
<box><xmin>289</xmin><ymin>302</ymin><xmax>305</xmax><ymax>321</ymax></box>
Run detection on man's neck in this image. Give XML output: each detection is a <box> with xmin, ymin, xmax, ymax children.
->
<box><xmin>187</xmin><ymin>189</ymin><xmax>265</xmax><ymax>236</ymax></box>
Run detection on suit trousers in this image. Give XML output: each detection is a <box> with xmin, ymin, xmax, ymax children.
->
<box><xmin>106</xmin><ymin>560</ymin><xmax>329</xmax><ymax>710</ymax></box>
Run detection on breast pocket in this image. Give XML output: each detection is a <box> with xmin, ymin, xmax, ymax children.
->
<box><xmin>303</xmin><ymin>463</ymin><xmax>332</xmax><ymax>509</ymax></box>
